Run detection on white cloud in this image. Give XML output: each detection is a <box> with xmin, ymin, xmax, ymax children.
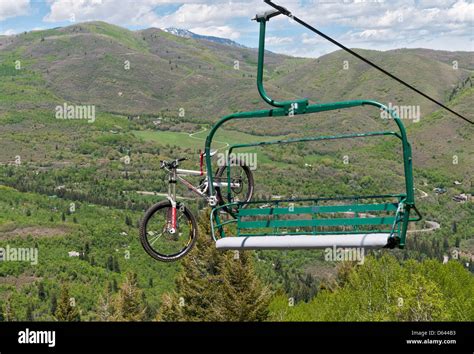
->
<box><xmin>43</xmin><ymin>0</ymin><xmax>263</xmax><ymax>26</ymax></box>
<box><xmin>349</xmin><ymin>28</ymin><xmax>406</xmax><ymax>43</ymax></box>
<box><xmin>41</xmin><ymin>0</ymin><xmax>265</xmax><ymax>43</ymax></box>
<box><xmin>149</xmin><ymin>1</ymin><xmax>263</xmax><ymax>28</ymax></box>
<box><xmin>43</xmin><ymin>0</ymin><xmax>163</xmax><ymax>23</ymax></box>
<box><xmin>190</xmin><ymin>25</ymin><xmax>240</xmax><ymax>39</ymax></box>
<box><xmin>290</xmin><ymin>0</ymin><xmax>472</xmax><ymax>32</ymax></box>
<box><xmin>416</xmin><ymin>0</ymin><xmax>457</xmax><ymax>9</ymax></box>
<box><xmin>266</xmin><ymin>36</ymin><xmax>293</xmax><ymax>45</ymax></box>
<box><xmin>0</xmin><ymin>0</ymin><xmax>30</xmax><ymax>21</ymax></box>
<box><xmin>446</xmin><ymin>0</ymin><xmax>474</xmax><ymax>22</ymax></box>
<box><xmin>301</xmin><ymin>33</ymin><xmax>325</xmax><ymax>45</ymax></box>
<box><xmin>268</xmin><ymin>0</ymin><xmax>473</xmax><ymax>55</ymax></box>
<box><xmin>11</xmin><ymin>0</ymin><xmax>471</xmax><ymax>57</ymax></box>
<box><xmin>0</xmin><ymin>29</ymin><xmax>17</xmax><ymax>36</ymax></box>
<box><xmin>41</xmin><ymin>0</ymin><xmax>267</xmax><ymax>46</ymax></box>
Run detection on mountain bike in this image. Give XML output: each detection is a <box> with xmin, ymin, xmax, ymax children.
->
<box><xmin>140</xmin><ymin>152</ymin><xmax>254</xmax><ymax>261</ymax></box>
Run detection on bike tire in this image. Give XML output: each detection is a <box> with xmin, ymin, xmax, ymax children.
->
<box><xmin>215</xmin><ymin>159</ymin><xmax>254</xmax><ymax>212</ymax></box>
<box><xmin>139</xmin><ymin>200</ymin><xmax>197</xmax><ymax>262</ymax></box>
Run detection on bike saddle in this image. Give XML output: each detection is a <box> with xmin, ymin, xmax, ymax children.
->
<box><xmin>201</xmin><ymin>150</ymin><xmax>218</xmax><ymax>158</ymax></box>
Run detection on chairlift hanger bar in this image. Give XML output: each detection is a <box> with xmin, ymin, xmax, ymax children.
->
<box><xmin>262</xmin><ymin>0</ymin><xmax>473</xmax><ymax>125</ymax></box>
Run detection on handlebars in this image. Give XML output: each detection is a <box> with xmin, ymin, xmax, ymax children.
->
<box><xmin>160</xmin><ymin>157</ymin><xmax>187</xmax><ymax>169</ymax></box>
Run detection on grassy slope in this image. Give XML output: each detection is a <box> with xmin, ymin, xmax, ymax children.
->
<box><xmin>0</xmin><ymin>185</ymin><xmax>180</xmax><ymax>320</ymax></box>
<box><xmin>0</xmin><ymin>22</ymin><xmax>472</xmax><ymax>319</ymax></box>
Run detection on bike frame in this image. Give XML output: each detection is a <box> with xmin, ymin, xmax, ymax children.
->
<box><xmin>163</xmin><ymin>160</ymin><xmax>241</xmax><ymax>207</ymax></box>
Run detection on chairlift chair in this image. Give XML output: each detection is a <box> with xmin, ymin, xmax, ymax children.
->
<box><xmin>204</xmin><ymin>4</ymin><xmax>422</xmax><ymax>251</ymax></box>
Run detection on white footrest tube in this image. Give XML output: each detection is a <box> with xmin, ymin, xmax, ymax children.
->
<box><xmin>216</xmin><ymin>233</ymin><xmax>390</xmax><ymax>250</ymax></box>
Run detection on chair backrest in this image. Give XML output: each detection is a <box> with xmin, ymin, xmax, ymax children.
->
<box><xmin>236</xmin><ymin>200</ymin><xmax>401</xmax><ymax>237</ymax></box>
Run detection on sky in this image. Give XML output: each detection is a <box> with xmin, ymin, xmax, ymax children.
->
<box><xmin>0</xmin><ymin>0</ymin><xmax>472</xmax><ymax>57</ymax></box>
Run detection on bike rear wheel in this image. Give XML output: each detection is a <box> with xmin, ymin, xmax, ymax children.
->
<box><xmin>139</xmin><ymin>201</ymin><xmax>197</xmax><ymax>262</ymax></box>
<box><xmin>215</xmin><ymin>159</ymin><xmax>254</xmax><ymax>213</ymax></box>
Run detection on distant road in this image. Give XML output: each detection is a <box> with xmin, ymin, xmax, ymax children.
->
<box><xmin>125</xmin><ymin>191</ymin><xmax>194</xmax><ymax>200</ymax></box>
<box><xmin>344</xmin><ymin>187</ymin><xmax>440</xmax><ymax>234</ymax></box>
<box><xmin>182</xmin><ymin>128</ymin><xmax>229</xmax><ymax>151</ymax></box>
<box><xmin>417</xmin><ymin>188</ymin><xmax>429</xmax><ymax>199</ymax></box>
<box><xmin>408</xmin><ymin>188</ymin><xmax>440</xmax><ymax>233</ymax></box>
<box><xmin>408</xmin><ymin>220</ymin><xmax>440</xmax><ymax>233</ymax></box>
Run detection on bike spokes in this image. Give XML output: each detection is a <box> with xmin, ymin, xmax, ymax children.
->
<box><xmin>145</xmin><ymin>205</ymin><xmax>193</xmax><ymax>257</ymax></box>
<box><xmin>220</xmin><ymin>166</ymin><xmax>251</xmax><ymax>203</ymax></box>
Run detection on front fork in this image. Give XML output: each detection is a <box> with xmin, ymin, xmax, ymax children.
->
<box><xmin>167</xmin><ymin>169</ymin><xmax>178</xmax><ymax>234</ymax></box>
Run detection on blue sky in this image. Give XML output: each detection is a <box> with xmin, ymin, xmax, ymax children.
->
<box><xmin>0</xmin><ymin>0</ymin><xmax>472</xmax><ymax>57</ymax></box>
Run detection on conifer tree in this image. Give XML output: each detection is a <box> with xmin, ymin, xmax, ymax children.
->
<box><xmin>50</xmin><ymin>293</ymin><xmax>57</xmax><ymax>315</ymax></box>
<box><xmin>38</xmin><ymin>282</ymin><xmax>46</xmax><ymax>301</ymax></box>
<box><xmin>113</xmin><ymin>272</ymin><xmax>146</xmax><ymax>321</ymax></box>
<box><xmin>158</xmin><ymin>210</ymin><xmax>222</xmax><ymax>321</ymax></box>
<box><xmin>26</xmin><ymin>304</ymin><xmax>34</xmax><ymax>321</ymax></box>
<box><xmin>159</xmin><ymin>210</ymin><xmax>271</xmax><ymax>321</ymax></box>
<box><xmin>113</xmin><ymin>257</ymin><xmax>120</xmax><ymax>273</ymax></box>
<box><xmin>211</xmin><ymin>250</ymin><xmax>271</xmax><ymax>321</ymax></box>
<box><xmin>55</xmin><ymin>284</ymin><xmax>80</xmax><ymax>321</ymax></box>
<box><xmin>3</xmin><ymin>295</ymin><xmax>15</xmax><ymax>322</ymax></box>
<box><xmin>96</xmin><ymin>288</ymin><xmax>115</xmax><ymax>321</ymax></box>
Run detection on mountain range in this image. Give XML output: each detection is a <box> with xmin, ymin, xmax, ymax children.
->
<box><xmin>0</xmin><ymin>21</ymin><xmax>472</xmax><ymax>177</ymax></box>
<box><xmin>163</xmin><ymin>27</ymin><xmax>247</xmax><ymax>48</ymax></box>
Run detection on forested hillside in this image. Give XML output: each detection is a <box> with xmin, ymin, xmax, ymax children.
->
<box><xmin>0</xmin><ymin>22</ymin><xmax>472</xmax><ymax>321</ymax></box>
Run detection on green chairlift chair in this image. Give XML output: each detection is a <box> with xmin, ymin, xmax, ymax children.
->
<box><xmin>205</xmin><ymin>9</ymin><xmax>421</xmax><ymax>251</ymax></box>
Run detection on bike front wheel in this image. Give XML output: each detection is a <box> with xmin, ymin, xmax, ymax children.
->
<box><xmin>139</xmin><ymin>201</ymin><xmax>197</xmax><ymax>262</ymax></box>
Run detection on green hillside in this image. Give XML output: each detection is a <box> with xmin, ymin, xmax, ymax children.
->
<box><xmin>0</xmin><ymin>22</ymin><xmax>472</xmax><ymax>322</ymax></box>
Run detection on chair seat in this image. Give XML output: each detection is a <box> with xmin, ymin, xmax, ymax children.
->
<box><xmin>216</xmin><ymin>233</ymin><xmax>390</xmax><ymax>250</ymax></box>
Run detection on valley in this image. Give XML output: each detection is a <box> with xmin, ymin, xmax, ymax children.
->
<box><xmin>0</xmin><ymin>21</ymin><xmax>472</xmax><ymax>321</ymax></box>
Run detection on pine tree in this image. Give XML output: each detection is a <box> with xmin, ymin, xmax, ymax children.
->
<box><xmin>443</xmin><ymin>237</ymin><xmax>449</xmax><ymax>251</ymax></box>
<box><xmin>142</xmin><ymin>293</ymin><xmax>156</xmax><ymax>321</ymax></box>
<box><xmin>158</xmin><ymin>210</ymin><xmax>272</xmax><ymax>321</ymax></box>
<box><xmin>113</xmin><ymin>257</ymin><xmax>120</xmax><ymax>273</ymax></box>
<box><xmin>451</xmin><ymin>221</ymin><xmax>457</xmax><ymax>233</ymax></box>
<box><xmin>113</xmin><ymin>272</ymin><xmax>146</xmax><ymax>321</ymax></box>
<box><xmin>96</xmin><ymin>288</ymin><xmax>114</xmax><ymax>321</ymax></box>
<box><xmin>159</xmin><ymin>293</ymin><xmax>184</xmax><ymax>321</ymax></box>
<box><xmin>211</xmin><ymin>250</ymin><xmax>271</xmax><ymax>321</ymax></box>
<box><xmin>4</xmin><ymin>295</ymin><xmax>15</xmax><ymax>321</ymax></box>
<box><xmin>112</xmin><ymin>279</ymin><xmax>118</xmax><ymax>293</ymax></box>
<box><xmin>54</xmin><ymin>284</ymin><xmax>80</xmax><ymax>321</ymax></box>
<box><xmin>50</xmin><ymin>293</ymin><xmax>57</xmax><ymax>315</ymax></box>
<box><xmin>38</xmin><ymin>282</ymin><xmax>46</xmax><ymax>301</ymax></box>
<box><xmin>158</xmin><ymin>210</ymin><xmax>223</xmax><ymax>321</ymax></box>
<box><xmin>26</xmin><ymin>304</ymin><xmax>34</xmax><ymax>321</ymax></box>
<box><xmin>106</xmin><ymin>255</ymin><xmax>114</xmax><ymax>271</ymax></box>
